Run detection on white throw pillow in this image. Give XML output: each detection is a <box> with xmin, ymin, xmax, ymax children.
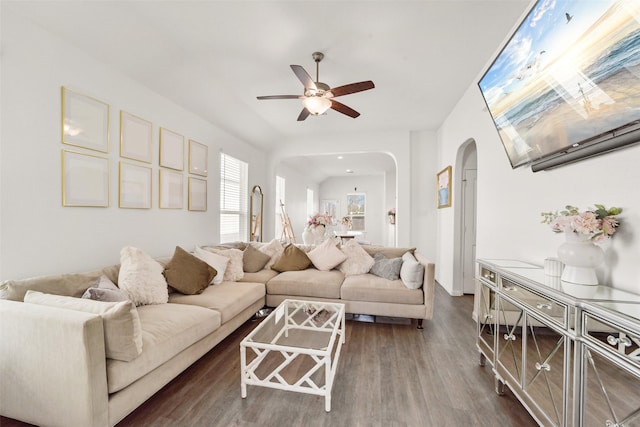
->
<box><xmin>308</xmin><ymin>238</ymin><xmax>347</xmax><ymax>271</ymax></box>
<box><xmin>25</xmin><ymin>290</ymin><xmax>143</xmax><ymax>362</ymax></box>
<box><xmin>255</xmin><ymin>239</ymin><xmax>284</xmax><ymax>270</ymax></box>
<box><xmin>337</xmin><ymin>240</ymin><xmax>375</xmax><ymax>276</ymax></box>
<box><xmin>118</xmin><ymin>246</ymin><xmax>168</xmax><ymax>306</ymax></box>
<box><xmin>206</xmin><ymin>247</ymin><xmax>244</xmax><ymax>281</ymax></box>
<box><xmin>194</xmin><ymin>246</ymin><xmax>229</xmax><ymax>285</ymax></box>
<box><xmin>400</xmin><ymin>252</ymin><xmax>424</xmax><ymax>289</ymax></box>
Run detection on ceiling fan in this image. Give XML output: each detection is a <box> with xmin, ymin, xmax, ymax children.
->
<box><xmin>257</xmin><ymin>52</ymin><xmax>375</xmax><ymax>121</ymax></box>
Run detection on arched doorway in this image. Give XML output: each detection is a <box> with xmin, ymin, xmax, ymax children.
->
<box><xmin>452</xmin><ymin>139</ymin><xmax>478</xmax><ymax>295</ymax></box>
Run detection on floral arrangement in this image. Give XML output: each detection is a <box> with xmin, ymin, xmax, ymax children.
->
<box><xmin>306</xmin><ymin>212</ymin><xmax>333</xmax><ymax>228</ymax></box>
<box><xmin>540</xmin><ymin>204</ymin><xmax>622</xmax><ymax>242</ymax></box>
<box><xmin>341</xmin><ymin>216</ymin><xmax>353</xmax><ymax>229</ymax></box>
<box><xmin>388</xmin><ymin>208</ymin><xmax>396</xmax><ymax>216</ymax></box>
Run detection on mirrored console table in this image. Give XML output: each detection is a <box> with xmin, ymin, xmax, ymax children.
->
<box><xmin>475</xmin><ymin>259</ymin><xmax>640</xmax><ymax>427</ymax></box>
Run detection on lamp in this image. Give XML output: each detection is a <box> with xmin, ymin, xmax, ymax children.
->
<box><xmin>302</xmin><ymin>96</ymin><xmax>332</xmax><ymax>115</ymax></box>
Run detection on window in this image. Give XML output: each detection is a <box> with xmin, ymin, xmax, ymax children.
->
<box><xmin>306</xmin><ymin>188</ymin><xmax>314</xmax><ymax>218</ymax></box>
<box><xmin>346</xmin><ymin>193</ymin><xmax>366</xmax><ymax>231</ymax></box>
<box><xmin>274</xmin><ymin>176</ymin><xmax>285</xmax><ymax>239</ymax></box>
<box><xmin>220</xmin><ymin>153</ymin><xmax>248</xmax><ymax>242</ymax></box>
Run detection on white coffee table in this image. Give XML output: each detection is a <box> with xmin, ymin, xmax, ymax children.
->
<box><xmin>240</xmin><ymin>299</ymin><xmax>346</xmax><ymax>412</ymax></box>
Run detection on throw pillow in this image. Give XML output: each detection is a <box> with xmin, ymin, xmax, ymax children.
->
<box><xmin>307</xmin><ymin>238</ymin><xmax>347</xmax><ymax>271</ymax></box>
<box><xmin>370</xmin><ymin>252</ymin><xmax>403</xmax><ymax>281</ymax></box>
<box><xmin>271</xmin><ymin>244</ymin><xmax>312</xmax><ymax>272</ymax></box>
<box><xmin>255</xmin><ymin>239</ymin><xmax>284</xmax><ymax>270</ymax></box>
<box><xmin>400</xmin><ymin>252</ymin><xmax>424</xmax><ymax>289</ymax></box>
<box><xmin>82</xmin><ymin>275</ymin><xmax>129</xmax><ymax>302</ymax></box>
<box><xmin>118</xmin><ymin>246</ymin><xmax>168</xmax><ymax>306</ymax></box>
<box><xmin>362</xmin><ymin>245</ymin><xmax>416</xmax><ymax>259</ymax></box>
<box><xmin>243</xmin><ymin>244</ymin><xmax>271</xmax><ymax>273</ymax></box>
<box><xmin>194</xmin><ymin>246</ymin><xmax>229</xmax><ymax>285</ymax></box>
<box><xmin>24</xmin><ymin>290</ymin><xmax>143</xmax><ymax>362</ymax></box>
<box><xmin>337</xmin><ymin>240</ymin><xmax>375</xmax><ymax>276</ymax></box>
<box><xmin>205</xmin><ymin>247</ymin><xmax>244</xmax><ymax>281</ymax></box>
<box><xmin>163</xmin><ymin>246</ymin><xmax>216</xmax><ymax>295</ymax></box>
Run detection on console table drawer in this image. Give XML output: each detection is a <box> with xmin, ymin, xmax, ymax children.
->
<box><xmin>501</xmin><ymin>278</ymin><xmax>567</xmax><ymax>328</ymax></box>
<box><xmin>583</xmin><ymin>313</ymin><xmax>640</xmax><ymax>370</ymax></box>
<box><xmin>480</xmin><ymin>267</ymin><xmax>497</xmax><ymax>285</ymax></box>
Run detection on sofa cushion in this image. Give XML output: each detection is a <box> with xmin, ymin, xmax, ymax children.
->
<box><xmin>337</xmin><ymin>240</ymin><xmax>375</xmax><ymax>276</ymax></box>
<box><xmin>239</xmin><ymin>269</ymin><xmax>280</xmax><ymax>284</ymax></box>
<box><xmin>271</xmin><ymin>244</ymin><xmax>312</xmax><ymax>272</ymax></box>
<box><xmin>118</xmin><ymin>246</ymin><xmax>168</xmax><ymax>306</ymax></box>
<box><xmin>307</xmin><ymin>239</ymin><xmax>347</xmax><ymax>271</ymax></box>
<box><xmin>0</xmin><ymin>271</ymin><xmax>101</xmax><ymax>302</ymax></box>
<box><xmin>163</xmin><ymin>246</ymin><xmax>216</xmax><ymax>295</ymax></box>
<box><xmin>82</xmin><ymin>275</ymin><xmax>129</xmax><ymax>302</ymax></box>
<box><xmin>106</xmin><ymin>303</ymin><xmax>221</xmax><ymax>393</ymax></box>
<box><xmin>169</xmin><ymin>281</ymin><xmax>265</xmax><ymax>324</ymax></box>
<box><xmin>370</xmin><ymin>253</ymin><xmax>403</xmax><ymax>281</ymax></box>
<box><xmin>341</xmin><ymin>274</ymin><xmax>424</xmax><ymax>305</ymax></box>
<box><xmin>205</xmin><ymin>247</ymin><xmax>244</xmax><ymax>282</ymax></box>
<box><xmin>267</xmin><ymin>269</ymin><xmax>344</xmax><ymax>299</ymax></box>
<box><xmin>361</xmin><ymin>245</ymin><xmax>416</xmax><ymax>259</ymax></box>
<box><xmin>243</xmin><ymin>244</ymin><xmax>271</xmax><ymax>273</ymax></box>
<box><xmin>400</xmin><ymin>252</ymin><xmax>424</xmax><ymax>289</ymax></box>
<box><xmin>194</xmin><ymin>246</ymin><xmax>229</xmax><ymax>285</ymax></box>
<box><xmin>24</xmin><ymin>290</ymin><xmax>143</xmax><ymax>362</ymax></box>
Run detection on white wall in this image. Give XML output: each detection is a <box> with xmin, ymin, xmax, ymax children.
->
<box><xmin>436</xmin><ymin>83</ymin><xmax>640</xmax><ymax>295</ymax></box>
<box><xmin>0</xmin><ymin>10</ymin><xmax>267</xmax><ymax>279</ymax></box>
<box><xmin>273</xmin><ymin>162</ymin><xmax>319</xmax><ymax>242</ymax></box>
<box><xmin>319</xmin><ymin>175</ymin><xmax>386</xmax><ymax>245</ymax></box>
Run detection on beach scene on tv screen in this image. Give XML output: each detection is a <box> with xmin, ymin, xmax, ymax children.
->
<box><xmin>479</xmin><ymin>0</ymin><xmax>640</xmax><ymax>168</ymax></box>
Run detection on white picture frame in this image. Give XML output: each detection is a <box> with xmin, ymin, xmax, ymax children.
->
<box><xmin>62</xmin><ymin>150</ymin><xmax>109</xmax><ymax>207</ymax></box>
<box><xmin>159</xmin><ymin>169</ymin><xmax>183</xmax><ymax>209</ymax></box>
<box><xmin>188</xmin><ymin>139</ymin><xmax>208</xmax><ymax>176</ymax></box>
<box><xmin>188</xmin><ymin>177</ymin><xmax>207</xmax><ymax>211</ymax></box>
<box><xmin>160</xmin><ymin>128</ymin><xmax>184</xmax><ymax>170</ymax></box>
<box><xmin>119</xmin><ymin>161</ymin><xmax>152</xmax><ymax>209</ymax></box>
<box><xmin>61</xmin><ymin>87</ymin><xmax>110</xmax><ymax>153</ymax></box>
<box><xmin>120</xmin><ymin>111</ymin><xmax>153</xmax><ymax>163</ymax></box>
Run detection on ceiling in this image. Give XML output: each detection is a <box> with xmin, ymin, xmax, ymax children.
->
<box><xmin>5</xmin><ymin>0</ymin><xmax>530</xmax><ymax>180</ymax></box>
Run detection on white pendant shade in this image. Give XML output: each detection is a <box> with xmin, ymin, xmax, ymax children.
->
<box><xmin>302</xmin><ymin>96</ymin><xmax>332</xmax><ymax>115</ymax></box>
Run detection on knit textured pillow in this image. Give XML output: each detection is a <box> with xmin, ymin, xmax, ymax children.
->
<box><xmin>369</xmin><ymin>252</ymin><xmax>403</xmax><ymax>281</ymax></box>
<box><xmin>118</xmin><ymin>246</ymin><xmax>168</xmax><ymax>306</ymax></box>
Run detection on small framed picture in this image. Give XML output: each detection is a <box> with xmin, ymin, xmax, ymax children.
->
<box><xmin>61</xmin><ymin>87</ymin><xmax>110</xmax><ymax>153</ymax></box>
<box><xmin>437</xmin><ymin>165</ymin><xmax>452</xmax><ymax>209</ymax></box>
<box><xmin>62</xmin><ymin>150</ymin><xmax>109</xmax><ymax>207</ymax></box>
<box><xmin>160</xmin><ymin>128</ymin><xmax>184</xmax><ymax>170</ymax></box>
<box><xmin>159</xmin><ymin>169</ymin><xmax>183</xmax><ymax>209</ymax></box>
<box><xmin>188</xmin><ymin>177</ymin><xmax>207</xmax><ymax>211</ymax></box>
<box><xmin>189</xmin><ymin>139</ymin><xmax>208</xmax><ymax>176</ymax></box>
<box><xmin>119</xmin><ymin>161</ymin><xmax>152</xmax><ymax>209</ymax></box>
<box><xmin>120</xmin><ymin>111</ymin><xmax>153</xmax><ymax>163</ymax></box>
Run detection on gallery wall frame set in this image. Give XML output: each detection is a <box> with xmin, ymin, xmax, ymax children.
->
<box><xmin>437</xmin><ymin>165</ymin><xmax>452</xmax><ymax>209</ymax></box>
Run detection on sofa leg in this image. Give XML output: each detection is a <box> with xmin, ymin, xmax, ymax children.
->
<box><xmin>417</xmin><ymin>319</ymin><xmax>424</xmax><ymax>330</ymax></box>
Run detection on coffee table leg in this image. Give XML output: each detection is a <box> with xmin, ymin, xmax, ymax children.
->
<box><xmin>240</xmin><ymin>345</ymin><xmax>247</xmax><ymax>398</ymax></box>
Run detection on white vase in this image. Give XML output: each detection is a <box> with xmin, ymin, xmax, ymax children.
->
<box><xmin>557</xmin><ymin>232</ymin><xmax>604</xmax><ymax>285</ymax></box>
<box><xmin>313</xmin><ymin>224</ymin><xmax>326</xmax><ymax>244</ymax></box>
<box><xmin>302</xmin><ymin>228</ymin><xmax>314</xmax><ymax>245</ymax></box>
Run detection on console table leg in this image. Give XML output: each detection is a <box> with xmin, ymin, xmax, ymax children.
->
<box><xmin>495</xmin><ymin>377</ymin><xmax>506</xmax><ymax>396</ymax></box>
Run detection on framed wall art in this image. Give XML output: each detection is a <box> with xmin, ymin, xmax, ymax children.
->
<box><xmin>160</xmin><ymin>128</ymin><xmax>184</xmax><ymax>170</ymax></box>
<box><xmin>119</xmin><ymin>161</ymin><xmax>152</xmax><ymax>209</ymax></box>
<box><xmin>188</xmin><ymin>139</ymin><xmax>208</xmax><ymax>176</ymax></box>
<box><xmin>159</xmin><ymin>169</ymin><xmax>183</xmax><ymax>209</ymax></box>
<box><xmin>120</xmin><ymin>111</ymin><xmax>153</xmax><ymax>163</ymax></box>
<box><xmin>61</xmin><ymin>87</ymin><xmax>110</xmax><ymax>153</ymax></box>
<box><xmin>437</xmin><ymin>165</ymin><xmax>452</xmax><ymax>209</ymax></box>
<box><xmin>188</xmin><ymin>177</ymin><xmax>207</xmax><ymax>211</ymax></box>
<box><xmin>61</xmin><ymin>150</ymin><xmax>109</xmax><ymax>207</ymax></box>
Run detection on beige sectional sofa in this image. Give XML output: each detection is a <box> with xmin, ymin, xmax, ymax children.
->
<box><xmin>0</xmin><ymin>241</ymin><xmax>435</xmax><ymax>427</ymax></box>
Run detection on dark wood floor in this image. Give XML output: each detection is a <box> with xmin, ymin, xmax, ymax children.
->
<box><xmin>1</xmin><ymin>285</ymin><xmax>537</xmax><ymax>426</ymax></box>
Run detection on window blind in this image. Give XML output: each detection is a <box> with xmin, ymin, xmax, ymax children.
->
<box><xmin>220</xmin><ymin>153</ymin><xmax>248</xmax><ymax>242</ymax></box>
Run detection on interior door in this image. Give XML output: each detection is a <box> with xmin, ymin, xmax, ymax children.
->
<box><xmin>462</xmin><ymin>169</ymin><xmax>477</xmax><ymax>294</ymax></box>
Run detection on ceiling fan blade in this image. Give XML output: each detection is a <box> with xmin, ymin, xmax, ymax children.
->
<box><xmin>328</xmin><ymin>81</ymin><xmax>375</xmax><ymax>98</ymax></box>
<box><xmin>290</xmin><ymin>65</ymin><xmax>317</xmax><ymax>90</ymax></box>
<box><xmin>330</xmin><ymin>100</ymin><xmax>360</xmax><ymax>118</ymax></box>
<box><xmin>297</xmin><ymin>108</ymin><xmax>310</xmax><ymax>121</ymax></box>
<box><xmin>257</xmin><ymin>95</ymin><xmax>303</xmax><ymax>100</ymax></box>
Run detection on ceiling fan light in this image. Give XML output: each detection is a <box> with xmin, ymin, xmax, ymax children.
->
<box><xmin>302</xmin><ymin>96</ymin><xmax>331</xmax><ymax>115</ymax></box>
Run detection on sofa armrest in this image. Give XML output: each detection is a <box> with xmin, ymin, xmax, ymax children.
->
<box><xmin>0</xmin><ymin>300</ymin><xmax>109</xmax><ymax>427</ymax></box>
<box><xmin>414</xmin><ymin>252</ymin><xmax>436</xmax><ymax>320</ymax></box>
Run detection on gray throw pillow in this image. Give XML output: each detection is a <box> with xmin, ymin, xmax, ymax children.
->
<box><xmin>370</xmin><ymin>253</ymin><xmax>403</xmax><ymax>281</ymax></box>
<box><xmin>82</xmin><ymin>275</ymin><xmax>129</xmax><ymax>302</ymax></box>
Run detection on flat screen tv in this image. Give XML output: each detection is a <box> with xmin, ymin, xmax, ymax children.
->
<box><xmin>478</xmin><ymin>0</ymin><xmax>640</xmax><ymax>171</ymax></box>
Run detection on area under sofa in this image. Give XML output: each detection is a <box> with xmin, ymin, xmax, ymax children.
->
<box><xmin>0</xmin><ymin>241</ymin><xmax>435</xmax><ymax>427</ymax></box>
